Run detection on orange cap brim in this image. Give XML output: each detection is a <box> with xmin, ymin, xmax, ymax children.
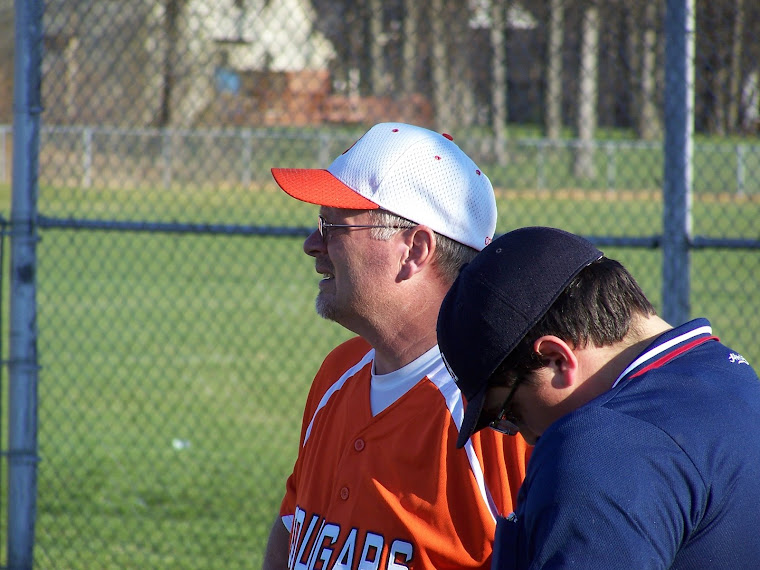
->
<box><xmin>271</xmin><ymin>168</ymin><xmax>379</xmax><ymax>210</ymax></box>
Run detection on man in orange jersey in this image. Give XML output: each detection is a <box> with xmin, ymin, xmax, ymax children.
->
<box><xmin>263</xmin><ymin>122</ymin><xmax>530</xmax><ymax>570</ymax></box>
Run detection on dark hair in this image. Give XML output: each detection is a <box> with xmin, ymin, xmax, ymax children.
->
<box><xmin>489</xmin><ymin>257</ymin><xmax>657</xmax><ymax>388</ymax></box>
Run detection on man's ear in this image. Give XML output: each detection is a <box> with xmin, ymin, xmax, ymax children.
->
<box><xmin>398</xmin><ymin>226</ymin><xmax>436</xmax><ymax>281</ymax></box>
<box><xmin>533</xmin><ymin>336</ymin><xmax>579</xmax><ymax>388</ymax></box>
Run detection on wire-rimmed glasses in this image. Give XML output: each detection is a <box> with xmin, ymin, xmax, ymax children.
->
<box><xmin>318</xmin><ymin>215</ymin><xmax>411</xmax><ymax>241</ymax></box>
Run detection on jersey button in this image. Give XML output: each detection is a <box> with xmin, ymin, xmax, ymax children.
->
<box><xmin>354</xmin><ymin>438</ymin><xmax>365</xmax><ymax>452</ymax></box>
<box><xmin>339</xmin><ymin>486</ymin><xmax>350</xmax><ymax>500</ymax></box>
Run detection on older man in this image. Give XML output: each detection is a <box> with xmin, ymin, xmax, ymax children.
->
<box><xmin>262</xmin><ymin>123</ymin><xmax>531</xmax><ymax>569</ymax></box>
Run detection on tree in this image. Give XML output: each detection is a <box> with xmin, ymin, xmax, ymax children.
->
<box><xmin>450</xmin><ymin>1</ymin><xmax>476</xmax><ymax>128</ymax></box>
<box><xmin>158</xmin><ymin>0</ymin><xmax>181</xmax><ymax>127</ymax></box>
<box><xmin>545</xmin><ymin>0</ymin><xmax>564</xmax><ymax>140</ymax></box>
<box><xmin>638</xmin><ymin>0</ymin><xmax>661</xmax><ymax>140</ymax></box>
<box><xmin>491</xmin><ymin>0</ymin><xmax>508</xmax><ymax>164</ymax></box>
<box><xmin>575</xmin><ymin>0</ymin><xmax>599</xmax><ymax>179</ymax></box>
<box><xmin>431</xmin><ymin>0</ymin><xmax>455</xmax><ymax>129</ymax></box>
<box><xmin>728</xmin><ymin>0</ymin><xmax>744</xmax><ymax>132</ymax></box>
<box><xmin>705</xmin><ymin>0</ymin><xmax>728</xmax><ymax>135</ymax></box>
<box><xmin>401</xmin><ymin>0</ymin><xmax>420</xmax><ymax>94</ymax></box>
<box><xmin>369</xmin><ymin>0</ymin><xmax>386</xmax><ymax>95</ymax></box>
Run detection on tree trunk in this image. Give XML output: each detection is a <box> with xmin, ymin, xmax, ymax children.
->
<box><xmin>625</xmin><ymin>4</ymin><xmax>640</xmax><ymax>132</ymax></box>
<box><xmin>451</xmin><ymin>1</ymin><xmax>475</xmax><ymax>127</ymax></box>
<box><xmin>637</xmin><ymin>0</ymin><xmax>661</xmax><ymax>140</ymax></box>
<box><xmin>575</xmin><ymin>0</ymin><xmax>599</xmax><ymax>179</ymax></box>
<box><xmin>64</xmin><ymin>37</ymin><xmax>80</xmax><ymax>122</ymax></box>
<box><xmin>728</xmin><ymin>0</ymin><xmax>744</xmax><ymax>132</ymax></box>
<box><xmin>402</xmin><ymin>0</ymin><xmax>420</xmax><ymax>95</ymax></box>
<box><xmin>491</xmin><ymin>0</ymin><xmax>508</xmax><ymax>164</ymax></box>
<box><xmin>705</xmin><ymin>0</ymin><xmax>727</xmax><ymax>135</ymax></box>
<box><xmin>369</xmin><ymin>0</ymin><xmax>385</xmax><ymax>95</ymax></box>
<box><xmin>159</xmin><ymin>0</ymin><xmax>180</xmax><ymax>127</ymax></box>
<box><xmin>545</xmin><ymin>0</ymin><xmax>564</xmax><ymax>140</ymax></box>
<box><xmin>431</xmin><ymin>0</ymin><xmax>454</xmax><ymax>130</ymax></box>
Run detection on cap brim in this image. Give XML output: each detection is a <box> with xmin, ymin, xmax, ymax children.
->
<box><xmin>271</xmin><ymin>168</ymin><xmax>379</xmax><ymax>210</ymax></box>
<box><xmin>456</xmin><ymin>385</ymin><xmax>488</xmax><ymax>448</ymax></box>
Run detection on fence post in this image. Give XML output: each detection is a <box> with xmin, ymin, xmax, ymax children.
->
<box><xmin>1</xmin><ymin>125</ymin><xmax>6</xmax><ymax>184</ymax></box>
<box><xmin>536</xmin><ymin>140</ymin><xmax>546</xmax><ymax>190</ymax></box>
<box><xmin>163</xmin><ymin>130</ymin><xmax>172</xmax><ymax>190</ymax></box>
<box><xmin>736</xmin><ymin>144</ymin><xmax>745</xmax><ymax>197</ymax></box>
<box><xmin>82</xmin><ymin>126</ymin><xmax>92</xmax><ymax>188</ymax></box>
<box><xmin>318</xmin><ymin>131</ymin><xmax>331</xmax><ymax>167</ymax></box>
<box><xmin>8</xmin><ymin>0</ymin><xmax>44</xmax><ymax>568</ymax></box>
<box><xmin>242</xmin><ymin>129</ymin><xmax>252</xmax><ymax>187</ymax></box>
<box><xmin>663</xmin><ymin>0</ymin><xmax>694</xmax><ymax>326</ymax></box>
<box><xmin>605</xmin><ymin>142</ymin><xmax>616</xmax><ymax>192</ymax></box>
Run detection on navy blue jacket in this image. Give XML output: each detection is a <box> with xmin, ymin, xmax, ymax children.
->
<box><xmin>493</xmin><ymin>319</ymin><xmax>760</xmax><ymax>569</ymax></box>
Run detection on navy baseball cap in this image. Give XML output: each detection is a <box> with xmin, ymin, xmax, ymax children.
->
<box><xmin>436</xmin><ymin>226</ymin><xmax>603</xmax><ymax>448</ymax></box>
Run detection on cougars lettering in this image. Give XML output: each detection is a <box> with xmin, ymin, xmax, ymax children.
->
<box><xmin>278</xmin><ymin>338</ymin><xmax>531</xmax><ymax>569</ymax></box>
<box><xmin>289</xmin><ymin>507</ymin><xmax>414</xmax><ymax>569</ymax></box>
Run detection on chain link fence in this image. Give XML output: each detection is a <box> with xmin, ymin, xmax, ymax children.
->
<box><xmin>2</xmin><ymin>0</ymin><xmax>759</xmax><ymax>568</ymax></box>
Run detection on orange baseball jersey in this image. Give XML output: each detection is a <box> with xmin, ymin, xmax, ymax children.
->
<box><xmin>279</xmin><ymin>336</ymin><xmax>531</xmax><ymax>569</ymax></box>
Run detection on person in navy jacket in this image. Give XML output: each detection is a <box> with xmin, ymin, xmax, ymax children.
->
<box><xmin>437</xmin><ymin>226</ymin><xmax>760</xmax><ymax>569</ymax></box>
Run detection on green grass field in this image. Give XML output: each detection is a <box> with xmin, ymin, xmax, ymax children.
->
<box><xmin>0</xmin><ymin>153</ymin><xmax>758</xmax><ymax>568</ymax></box>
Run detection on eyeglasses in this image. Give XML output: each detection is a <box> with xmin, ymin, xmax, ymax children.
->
<box><xmin>317</xmin><ymin>215</ymin><xmax>411</xmax><ymax>241</ymax></box>
<box><xmin>488</xmin><ymin>377</ymin><xmax>525</xmax><ymax>436</ymax></box>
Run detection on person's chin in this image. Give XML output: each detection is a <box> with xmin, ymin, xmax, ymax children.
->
<box><xmin>315</xmin><ymin>295</ymin><xmax>337</xmax><ymax>321</ymax></box>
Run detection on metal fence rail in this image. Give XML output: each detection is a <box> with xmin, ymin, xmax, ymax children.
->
<box><xmin>3</xmin><ymin>125</ymin><xmax>760</xmax><ymax>196</ymax></box>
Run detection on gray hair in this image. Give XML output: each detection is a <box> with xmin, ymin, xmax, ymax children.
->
<box><xmin>368</xmin><ymin>210</ymin><xmax>478</xmax><ymax>284</ymax></box>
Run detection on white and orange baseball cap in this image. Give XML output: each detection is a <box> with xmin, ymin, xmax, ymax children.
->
<box><xmin>271</xmin><ymin>122</ymin><xmax>497</xmax><ymax>251</ymax></box>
